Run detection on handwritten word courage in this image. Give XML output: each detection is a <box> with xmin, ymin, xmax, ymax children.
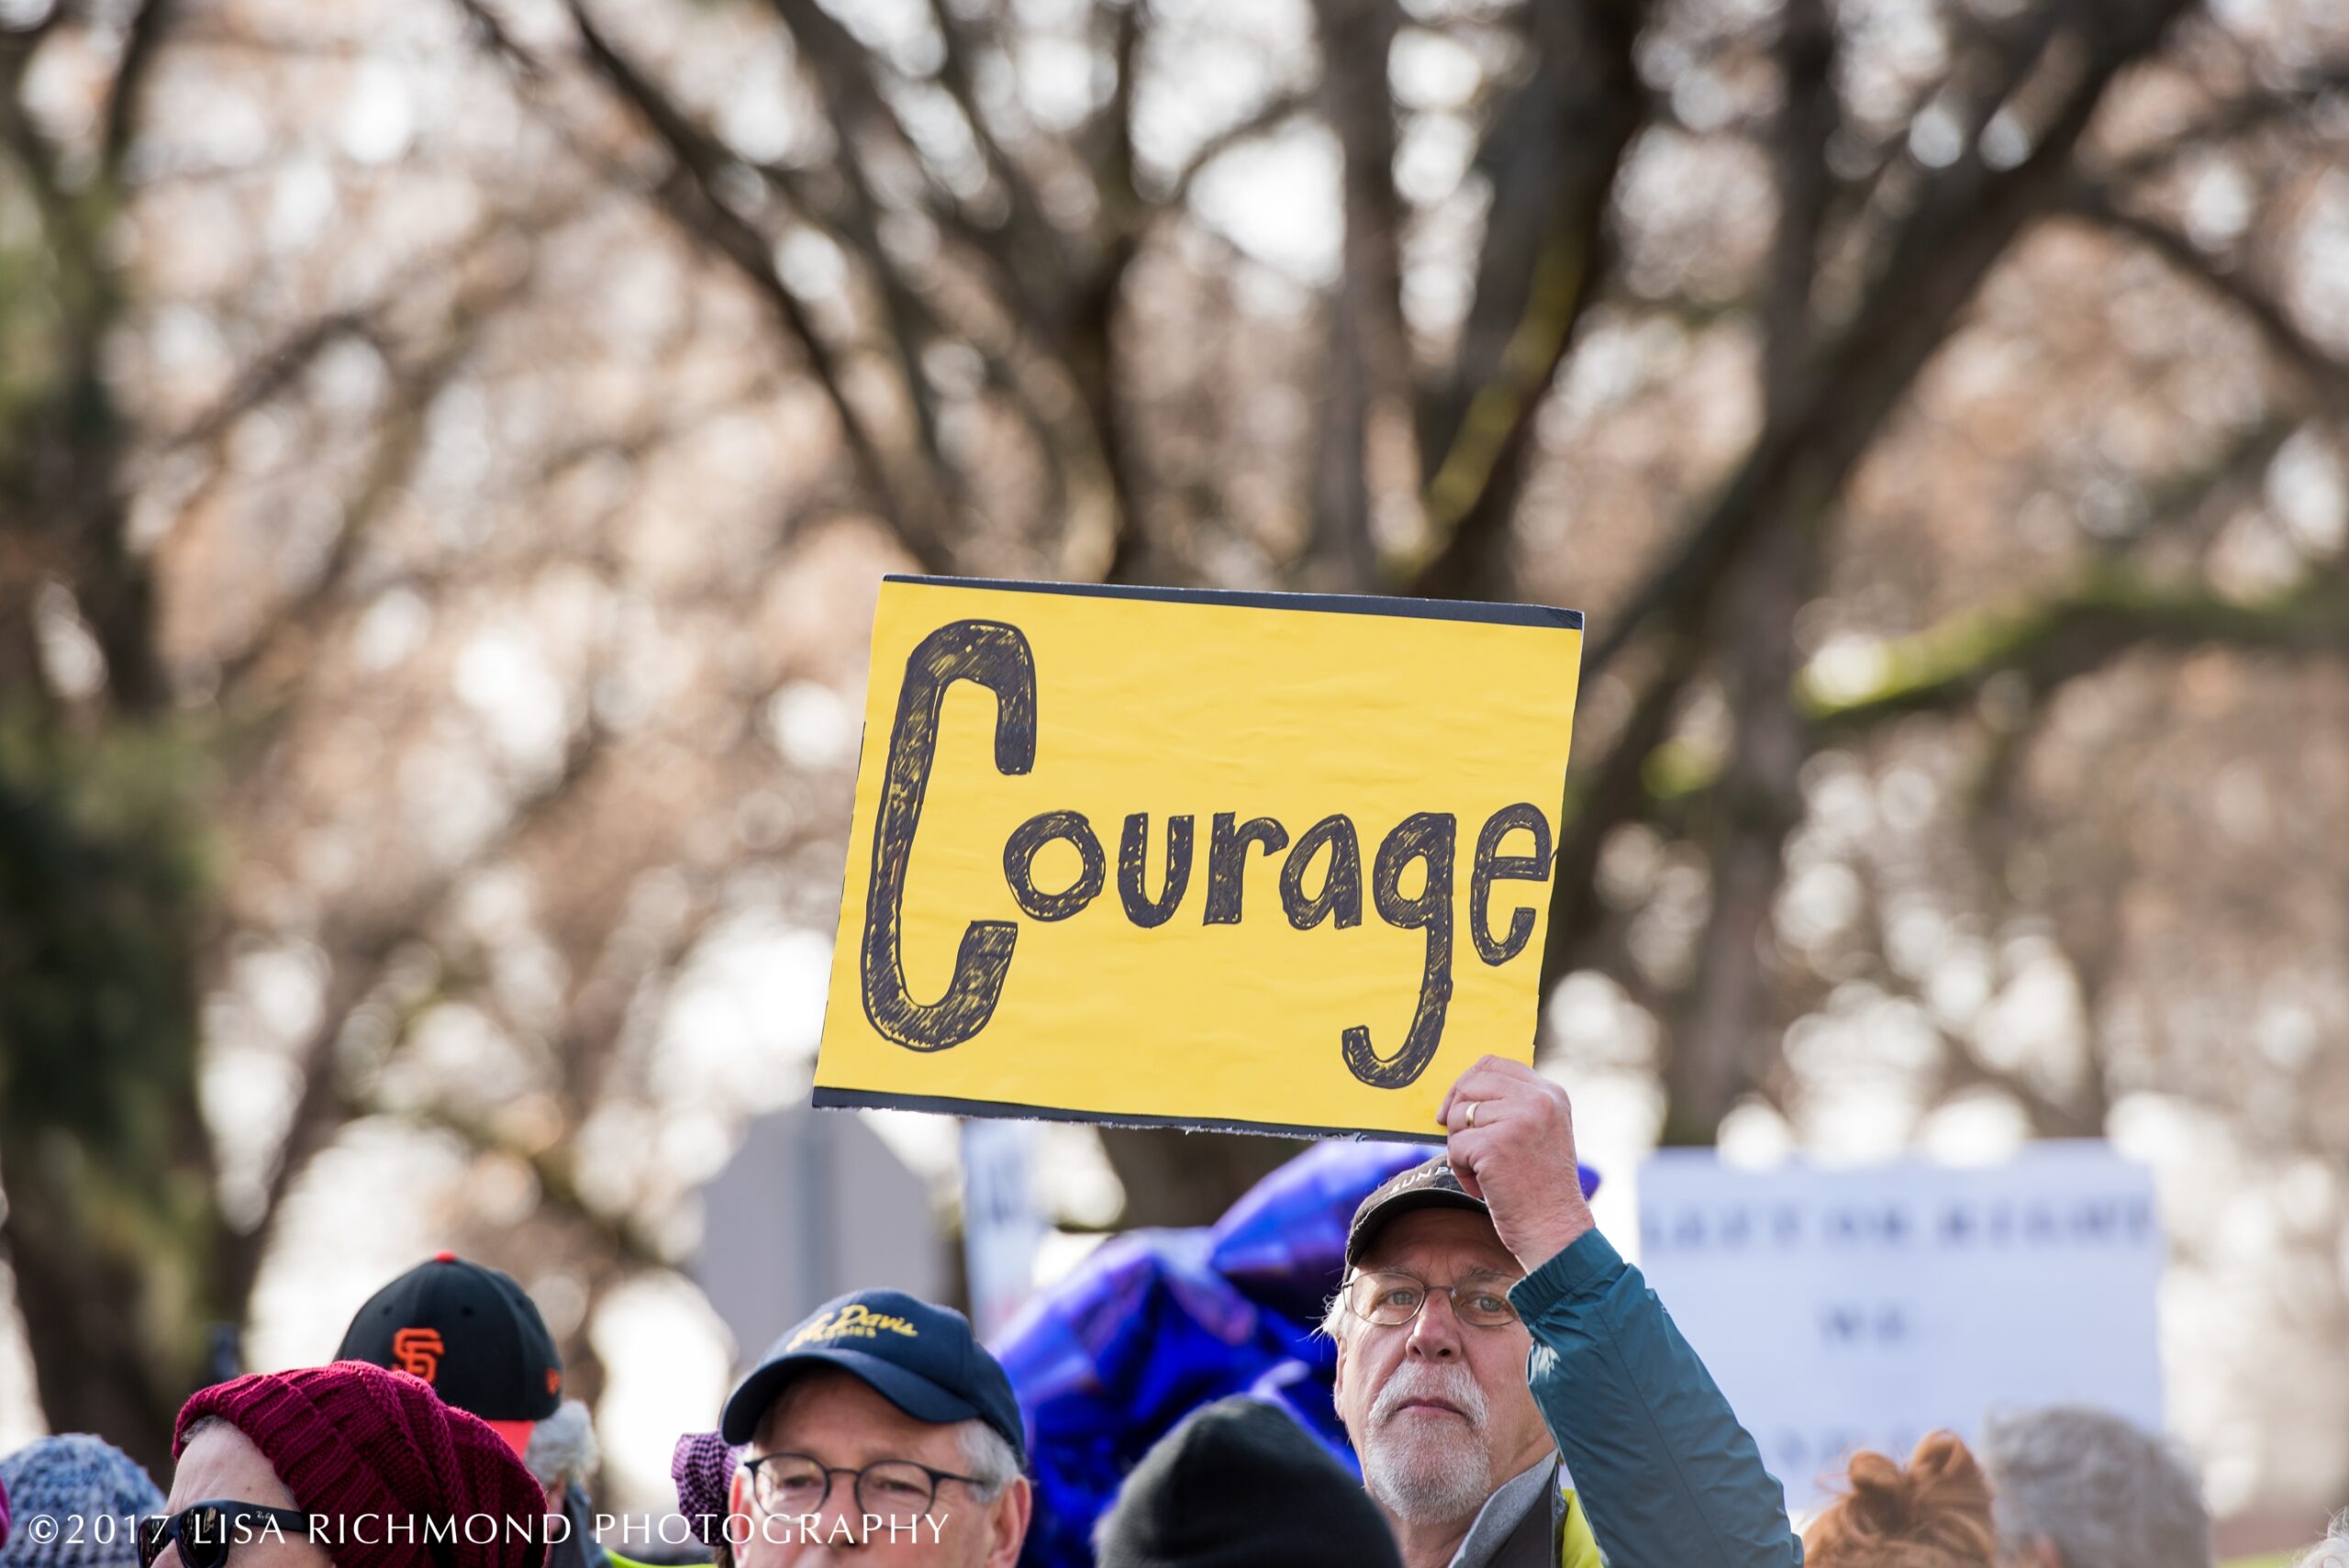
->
<box><xmin>859</xmin><ymin>619</ymin><xmax>1555</xmax><ymax>1089</ymax></box>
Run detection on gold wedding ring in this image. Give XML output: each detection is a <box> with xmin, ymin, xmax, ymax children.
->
<box><xmin>1464</xmin><ymin>1101</ymin><xmax>1477</xmax><ymax>1129</ymax></box>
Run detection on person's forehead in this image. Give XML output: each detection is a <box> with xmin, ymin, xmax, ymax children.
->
<box><xmin>1358</xmin><ymin>1208</ymin><xmax>1516</xmax><ymax>1275</ymax></box>
<box><xmin>758</xmin><ymin>1367</ymin><xmax>962</xmax><ymax>1464</ymax></box>
<box><xmin>168</xmin><ymin>1425</ymin><xmax>297</xmax><ymax>1511</ymax></box>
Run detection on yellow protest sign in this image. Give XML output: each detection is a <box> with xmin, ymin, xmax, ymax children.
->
<box><xmin>812</xmin><ymin>577</ymin><xmax>1583</xmax><ymax>1140</ymax></box>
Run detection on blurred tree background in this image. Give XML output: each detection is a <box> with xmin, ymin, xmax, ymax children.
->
<box><xmin>3</xmin><ymin>0</ymin><xmax>2347</xmax><ymax>1531</ymax></box>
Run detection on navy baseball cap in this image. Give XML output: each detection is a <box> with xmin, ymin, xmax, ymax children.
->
<box><xmin>1345</xmin><ymin>1158</ymin><xmax>1602</xmax><ymax>1267</ymax></box>
<box><xmin>720</xmin><ymin>1290</ymin><xmax>1026</xmax><ymax>1465</ymax></box>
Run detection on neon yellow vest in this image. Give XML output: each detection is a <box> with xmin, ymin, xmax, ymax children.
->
<box><xmin>1557</xmin><ymin>1487</ymin><xmax>1600</xmax><ymax>1568</ymax></box>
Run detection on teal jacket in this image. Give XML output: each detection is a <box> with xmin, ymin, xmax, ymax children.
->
<box><xmin>1509</xmin><ymin>1229</ymin><xmax>1805</xmax><ymax>1567</ymax></box>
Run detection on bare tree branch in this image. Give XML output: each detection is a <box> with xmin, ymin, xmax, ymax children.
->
<box><xmin>922</xmin><ymin>0</ymin><xmax>1055</xmax><ymax>259</ymax></box>
<box><xmin>742</xmin><ymin>6</ymin><xmax>968</xmax><ymax>518</ymax></box>
<box><xmin>2067</xmin><ymin>183</ymin><xmax>2349</xmax><ymax>421</ymax></box>
<box><xmin>1664</xmin><ymin>0</ymin><xmax>1838</xmax><ymax>1143</ymax></box>
<box><xmin>369</xmin><ymin>1095</ymin><xmax>674</xmax><ymax>1268</ymax></box>
<box><xmin>1407</xmin><ymin>0</ymin><xmax>1644</xmax><ymax>601</ymax></box>
<box><xmin>450</xmin><ymin>0</ymin><xmax>548</xmax><ymax>83</ymax></box>
<box><xmin>2100</xmin><ymin>63</ymin><xmax>2349</xmax><ymax>189</ymax></box>
<box><xmin>101</xmin><ymin>0</ymin><xmax>175</xmax><ymax>181</ymax></box>
<box><xmin>157</xmin><ymin>311</ymin><xmax>384</xmax><ymax>455</ymax></box>
<box><xmin>767</xmin><ymin>0</ymin><xmax>1063</xmax><ymax>312</ymax></box>
<box><xmin>1763</xmin><ymin>0</ymin><xmax>1836</xmax><ymax>407</ymax></box>
<box><xmin>492</xmin><ymin>0</ymin><xmax>953</xmax><ymax>569</ymax></box>
<box><xmin>1082</xmin><ymin>0</ymin><xmax>1152</xmax><ymax>583</ymax></box>
<box><xmin>1588</xmin><ymin>0</ymin><xmax>2199</xmax><ymax>679</ymax></box>
<box><xmin>1308</xmin><ymin>0</ymin><xmax>1408</xmax><ymax>592</ymax></box>
<box><xmin>1538</xmin><ymin>645</ymin><xmax>1703</xmax><ymax>998</ymax></box>
<box><xmin>1158</xmin><ymin>87</ymin><xmax>1313</xmax><ymax>213</ymax></box>
<box><xmin>1804</xmin><ymin>571</ymin><xmax>2349</xmax><ymax>732</ymax></box>
<box><xmin>1932</xmin><ymin>1022</ymin><xmax>2109</xmax><ymax>1138</ymax></box>
<box><xmin>1598</xmin><ymin>561</ymin><xmax>2349</xmax><ymax>826</ymax></box>
<box><xmin>212</xmin><ymin>316</ymin><xmax>489</xmax><ymax>707</ymax></box>
<box><xmin>0</xmin><ymin>26</ymin><xmax>77</xmax><ymax>296</ymax></box>
<box><xmin>217</xmin><ymin>713</ymin><xmax>618</xmax><ymax>1319</ymax></box>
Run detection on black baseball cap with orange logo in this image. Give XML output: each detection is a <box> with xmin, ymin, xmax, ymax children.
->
<box><xmin>335</xmin><ymin>1251</ymin><xmax>563</xmax><ymax>1455</ymax></box>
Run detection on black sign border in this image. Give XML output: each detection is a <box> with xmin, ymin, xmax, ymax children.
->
<box><xmin>813</xmin><ymin>1085</ymin><xmax>1447</xmax><ymax>1144</ymax></box>
<box><xmin>885</xmin><ymin>573</ymin><xmax>1584</xmax><ymax>631</ymax></box>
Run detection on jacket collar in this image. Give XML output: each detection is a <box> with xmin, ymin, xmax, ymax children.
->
<box><xmin>1447</xmin><ymin>1455</ymin><xmax>1563</xmax><ymax>1568</ymax></box>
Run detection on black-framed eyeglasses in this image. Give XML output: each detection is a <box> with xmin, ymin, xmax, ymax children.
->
<box><xmin>1340</xmin><ymin>1269</ymin><xmax>1522</xmax><ymax>1329</ymax></box>
<box><xmin>743</xmin><ymin>1451</ymin><xmax>988</xmax><ymax>1521</ymax></box>
<box><xmin>139</xmin><ymin>1503</ymin><xmax>316</xmax><ymax>1568</ymax></box>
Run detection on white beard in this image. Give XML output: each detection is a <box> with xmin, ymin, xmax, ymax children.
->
<box><xmin>1355</xmin><ymin>1361</ymin><xmax>1497</xmax><ymax>1524</ymax></box>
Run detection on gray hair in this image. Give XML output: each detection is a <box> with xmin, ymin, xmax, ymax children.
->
<box><xmin>749</xmin><ymin>1372</ymin><xmax>1021</xmax><ymax>1503</ymax></box>
<box><xmin>1977</xmin><ymin>1406</ymin><xmax>2213</xmax><ymax>1568</ymax></box>
<box><xmin>956</xmin><ymin>1418</ymin><xmax>1021</xmax><ymax>1501</ymax></box>
<box><xmin>523</xmin><ymin>1400</ymin><xmax>599</xmax><ymax>1491</ymax></box>
<box><xmin>1319</xmin><ymin>1286</ymin><xmax>1353</xmax><ymax>1345</ymax></box>
<box><xmin>2299</xmin><ymin>1514</ymin><xmax>2349</xmax><ymax>1568</ymax></box>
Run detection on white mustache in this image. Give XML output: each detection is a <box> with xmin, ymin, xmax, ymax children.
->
<box><xmin>1369</xmin><ymin>1360</ymin><xmax>1489</xmax><ymax>1432</ymax></box>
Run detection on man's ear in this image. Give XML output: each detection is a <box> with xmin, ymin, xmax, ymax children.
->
<box><xmin>1332</xmin><ymin>1324</ymin><xmax>1353</xmax><ymax>1409</ymax></box>
<box><xmin>729</xmin><ymin>1465</ymin><xmax>751</xmax><ymax>1520</ymax></box>
<box><xmin>985</xmin><ymin>1476</ymin><xmax>1033</xmax><ymax>1568</ymax></box>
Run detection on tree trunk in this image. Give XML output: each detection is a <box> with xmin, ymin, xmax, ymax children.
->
<box><xmin>2</xmin><ymin>1135</ymin><xmax>199</xmax><ymax>1478</ymax></box>
<box><xmin>1308</xmin><ymin>0</ymin><xmax>1408</xmax><ymax>593</ymax></box>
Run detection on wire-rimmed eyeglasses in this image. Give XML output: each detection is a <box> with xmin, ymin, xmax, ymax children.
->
<box><xmin>1339</xmin><ymin>1269</ymin><xmax>1522</xmax><ymax>1329</ymax></box>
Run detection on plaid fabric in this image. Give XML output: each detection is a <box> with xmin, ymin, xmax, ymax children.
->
<box><xmin>668</xmin><ymin>1433</ymin><xmax>737</xmax><ymax>1547</ymax></box>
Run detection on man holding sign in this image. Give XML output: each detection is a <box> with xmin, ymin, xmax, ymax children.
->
<box><xmin>813</xmin><ymin>577</ymin><xmax>1792</xmax><ymax>1565</ymax></box>
<box><xmin>1325</xmin><ymin>1057</ymin><xmax>1802</xmax><ymax>1568</ymax></box>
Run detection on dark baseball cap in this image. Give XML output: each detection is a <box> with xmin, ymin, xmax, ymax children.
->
<box><xmin>335</xmin><ymin>1252</ymin><xmax>562</xmax><ymax>1453</ymax></box>
<box><xmin>1344</xmin><ymin>1158</ymin><xmax>1602</xmax><ymax>1267</ymax></box>
<box><xmin>720</xmin><ymin>1289</ymin><xmax>1026</xmax><ymax>1466</ymax></box>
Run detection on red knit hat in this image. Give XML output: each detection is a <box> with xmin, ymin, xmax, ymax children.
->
<box><xmin>174</xmin><ymin>1362</ymin><xmax>549</xmax><ymax>1568</ymax></box>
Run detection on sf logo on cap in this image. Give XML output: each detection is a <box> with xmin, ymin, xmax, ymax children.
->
<box><xmin>393</xmin><ymin>1328</ymin><xmax>445</xmax><ymax>1383</ymax></box>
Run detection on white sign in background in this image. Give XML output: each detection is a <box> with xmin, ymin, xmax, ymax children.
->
<box><xmin>962</xmin><ymin>1118</ymin><xmax>1046</xmax><ymax>1341</ymax></box>
<box><xmin>1635</xmin><ymin>1141</ymin><xmax>2165</xmax><ymax>1512</ymax></box>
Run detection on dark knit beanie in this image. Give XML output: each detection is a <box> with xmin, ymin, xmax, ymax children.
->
<box><xmin>174</xmin><ymin>1363</ymin><xmax>549</xmax><ymax>1568</ymax></box>
<box><xmin>0</xmin><ymin>1435</ymin><xmax>163</xmax><ymax>1568</ymax></box>
<box><xmin>1095</xmin><ymin>1398</ymin><xmax>1402</xmax><ymax>1568</ymax></box>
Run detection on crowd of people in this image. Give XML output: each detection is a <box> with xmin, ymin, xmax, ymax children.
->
<box><xmin>0</xmin><ymin>1058</ymin><xmax>2336</xmax><ymax>1568</ymax></box>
